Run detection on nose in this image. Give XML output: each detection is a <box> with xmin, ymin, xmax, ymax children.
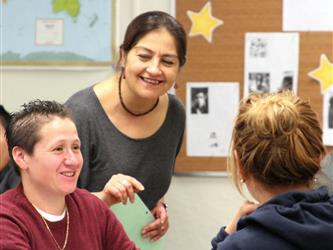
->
<box><xmin>64</xmin><ymin>150</ymin><xmax>81</xmax><ymax>166</ymax></box>
<box><xmin>146</xmin><ymin>60</ymin><xmax>161</xmax><ymax>75</ymax></box>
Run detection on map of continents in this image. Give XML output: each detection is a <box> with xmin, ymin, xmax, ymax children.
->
<box><xmin>1</xmin><ymin>0</ymin><xmax>112</xmax><ymax>65</ymax></box>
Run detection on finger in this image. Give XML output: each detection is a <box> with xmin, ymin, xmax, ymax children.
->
<box><xmin>104</xmin><ymin>185</ymin><xmax>124</xmax><ymax>203</ymax></box>
<box><xmin>150</xmin><ymin>230</ymin><xmax>163</xmax><ymax>241</ymax></box>
<box><xmin>151</xmin><ymin>232</ymin><xmax>163</xmax><ymax>241</ymax></box>
<box><xmin>142</xmin><ymin>227</ymin><xmax>161</xmax><ymax>240</ymax></box>
<box><xmin>113</xmin><ymin>182</ymin><xmax>128</xmax><ymax>204</ymax></box>
<box><xmin>121</xmin><ymin>180</ymin><xmax>135</xmax><ymax>203</ymax></box>
<box><xmin>127</xmin><ymin>177</ymin><xmax>144</xmax><ymax>192</ymax></box>
<box><xmin>147</xmin><ymin>223</ymin><xmax>168</xmax><ymax>241</ymax></box>
<box><xmin>141</xmin><ymin>218</ymin><xmax>162</xmax><ymax>236</ymax></box>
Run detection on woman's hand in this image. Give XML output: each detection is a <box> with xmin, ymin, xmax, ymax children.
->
<box><xmin>141</xmin><ymin>199</ymin><xmax>169</xmax><ymax>241</ymax></box>
<box><xmin>225</xmin><ymin>200</ymin><xmax>259</xmax><ymax>234</ymax></box>
<box><xmin>95</xmin><ymin>174</ymin><xmax>144</xmax><ymax>206</ymax></box>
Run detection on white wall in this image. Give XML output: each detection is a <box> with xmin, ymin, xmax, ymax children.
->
<box><xmin>0</xmin><ymin>0</ymin><xmax>175</xmax><ymax>111</ymax></box>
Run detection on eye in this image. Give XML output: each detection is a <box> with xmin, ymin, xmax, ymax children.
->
<box><xmin>162</xmin><ymin>59</ymin><xmax>175</xmax><ymax>66</ymax></box>
<box><xmin>72</xmin><ymin>144</ymin><xmax>81</xmax><ymax>151</ymax></box>
<box><xmin>54</xmin><ymin>146</ymin><xmax>64</xmax><ymax>152</ymax></box>
<box><xmin>138</xmin><ymin>54</ymin><xmax>151</xmax><ymax>61</ymax></box>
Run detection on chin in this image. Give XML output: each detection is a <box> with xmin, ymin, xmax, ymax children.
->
<box><xmin>61</xmin><ymin>184</ymin><xmax>77</xmax><ymax>195</ymax></box>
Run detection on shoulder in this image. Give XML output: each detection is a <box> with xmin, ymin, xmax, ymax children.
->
<box><xmin>167</xmin><ymin>93</ymin><xmax>185</xmax><ymax>126</ymax></box>
<box><xmin>0</xmin><ymin>186</ymin><xmax>31</xmax><ymax>227</ymax></box>
<box><xmin>0</xmin><ymin>186</ymin><xmax>22</xmax><ymax>207</ymax></box>
<box><xmin>65</xmin><ymin>86</ymin><xmax>95</xmax><ymax>112</ymax></box>
<box><xmin>168</xmin><ymin>93</ymin><xmax>185</xmax><ymax>114</ymax></box>
<box><xmin>0</xmin><ymin>188</ymin><xmax>31</xmax><ymax>248</ymax></box>
<box><xmin>218</xmin><ymin>226</ymin><xmax>291</xmax><ymax>250</ymax></box>
<box><xmin>65</xmin><ymin>86</ymin><xmax>100</xmax><ymax>126</ymax></box>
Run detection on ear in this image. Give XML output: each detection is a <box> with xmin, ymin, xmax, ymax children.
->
<box><xmin>120</xmin><ymin>48</ymin><xmax>126</xmax><ymax>68</ymax></box>
<box><xmin>233</xmin><ymin>149</ymin><xmax>246</xmax><ymax>179</ymax></box>
<box><xmin>12</xmin><ymin>146</ymin><xmax>30</xmax><ymax>171</ymax></box>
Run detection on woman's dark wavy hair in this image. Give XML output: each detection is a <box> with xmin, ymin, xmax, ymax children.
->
<box><xmin>119</xmin><ymin>11</ymin><xmax>187</xmax><ymax>67</ymax></box>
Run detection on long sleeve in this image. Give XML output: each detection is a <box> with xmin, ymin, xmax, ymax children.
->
<box><xmin>211</xmin><ymin>227</ymin><xmax>229</xmax><ymax>250</ymax></box>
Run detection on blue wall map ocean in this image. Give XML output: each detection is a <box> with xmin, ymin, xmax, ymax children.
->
<box><xmin>1</xmin><ymin>0</ymin><xmax>112</xmax><ymax>65</ymax></box>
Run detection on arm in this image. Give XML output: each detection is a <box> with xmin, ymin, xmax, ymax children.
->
<box><xmin>0</xmin><ymin>215</ymin><xmax>31</xmax><ymax>249</ymax></box>
<box><xmin>211</xmin><ymin>201</ymin><xmax>259</xmax><ymax>250</ymax></box>
<box><xmin>225</xmin><ymin>200</ymin><xmax>259</xmax><ymax>234</ymax></box>
<box><xmin>139</xmin><ymin>96</ymin><xmax>185</xmax><ymax>241</ymax></box>
<box><xmin>94</xmin><ymin>173</ymin><xmax>144</xmax><ymax>206</ymax></box>
<box><xmin>211</xmin><ymin>226</ymin><xmax>229</xmax><ymax>250</ymax></box>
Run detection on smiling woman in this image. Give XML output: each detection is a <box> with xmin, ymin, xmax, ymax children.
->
<box><xmin>0</xmin><ymin>100</ymin><xmax>138</xmax><ymax>250</ymax></box>
<box><xmin>65</xmin><ymin>11</ymin><xmax>187</xmax><ymax>241</ymax></box>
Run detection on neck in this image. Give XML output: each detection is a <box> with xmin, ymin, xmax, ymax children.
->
<box><xmin>117</xmin><ymin>74</ymin><xmax>159</xmax><ymax>117</ymax></box>
<box><xmin>247</xmin><ymin>177</ymin><xmax>310</xmax><ymax>204</ymax></box>
<box><xmin>22</xmin><ymin>179</ymin><xmax>66</xmax><ymax>215</ymax></box>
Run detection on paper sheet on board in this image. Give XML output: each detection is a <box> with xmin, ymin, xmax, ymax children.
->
<box><xmin>186</xmin><ymin>82</ymin><xmax>239</xmax><ymax>157</ymax></box>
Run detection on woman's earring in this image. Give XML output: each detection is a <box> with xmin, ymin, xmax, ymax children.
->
<box><xmin>121</xmin><ymin>67</ymin><xmax>126</xmax><ymax>79</ymax></box>
<box><xmin>173</xmin><ymin>82</ymin><xmax>179</xmax><ymax>89</ymax></box>
<box><xmin>240</xmin><ymin>178</ymin><xmax>245</xmax><ymax>183</ymax></box>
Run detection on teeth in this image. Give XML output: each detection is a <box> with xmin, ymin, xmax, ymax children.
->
<box><xmin>61</xmin><ymin>172</ymin><xmax>75</xmax><ymax>177</ymax></box>
<box><xmin>142</xmin><ymin>77</ymin><xmax>160</xmax><ymax>85</ymax></box>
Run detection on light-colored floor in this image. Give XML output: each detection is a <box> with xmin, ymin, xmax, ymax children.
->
<box><xmin>164</xmin><ymin>175</ymin><xmax>247</xmax><ymax>250</ymax></box>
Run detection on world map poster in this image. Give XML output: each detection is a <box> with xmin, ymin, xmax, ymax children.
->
<box><xmin>1</xmin><ymin>0</ymin><xmax>113</xmax><ymax>66</ymax></box>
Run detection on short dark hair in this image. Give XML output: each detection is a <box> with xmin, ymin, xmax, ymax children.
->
<box><xmin>6</xmin><ymin>100</ymin><xmax>73</xmax><ymax>173</ymax></box>
<box><xmin>120</xmin><ymin>11</ymin><xmax>187</xmax><ymax>67</ymax></box>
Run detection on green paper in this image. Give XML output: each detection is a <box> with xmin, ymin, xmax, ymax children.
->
<box><xmin>111</xmin><ymin>194</ymin><xmax>164</xmax><ymax>250</ymax></box>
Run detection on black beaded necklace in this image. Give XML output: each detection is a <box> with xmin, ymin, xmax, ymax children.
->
<box><xmin>118</xmin><ymin>72</ymin><xmax>159</xmax><ymax>117</ymax></box>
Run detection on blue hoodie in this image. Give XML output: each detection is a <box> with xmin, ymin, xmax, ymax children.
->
<box><xmin>211</xmin><ymin>187</ymin><xmax>333</xmax><ymax>250</ymax></box>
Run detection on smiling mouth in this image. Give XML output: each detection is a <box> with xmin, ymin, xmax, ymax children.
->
<box><xmin>140</xmin><ymin>76</ymin><xmax>162</xmax><ymax>85</ymax></box>
<box><xmin>60</xmin><ymin>171</ymin><xmax>75</xmax><ymax>177</ymax></box>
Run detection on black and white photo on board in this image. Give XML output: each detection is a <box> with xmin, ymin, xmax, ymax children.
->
<box><xmin>249</xmin><ymin>37</ymin><xmax>268</xmax><ymax>58</ymax></box>
<box><xmin>279</xmin><ymin>71</ymin><xmax>294</xmax><ymax>92</ymax></box>
<box><xmin>248</xmin><ymin>72</ymin><xmax>270</xmax><ymax>94</ymax></box>
<box><xmin>328</xmin><ymin>95</ymin><xmax>333</xmax><ymax>129</ymax></box>
<box><xmin>190</xmin><ymin>87</ymin><xmax>209</xmax><ymax>114</ymax></box>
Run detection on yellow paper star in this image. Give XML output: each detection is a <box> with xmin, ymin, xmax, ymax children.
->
<box><xmin>187</xmin><ymin>2</ymin><xmax>223</xmax><ymax>43</ymax></box>
<box><xmin>308</xmin><ymin>54</ymin><xmax>333</xmax><ymax>94</ymax></box>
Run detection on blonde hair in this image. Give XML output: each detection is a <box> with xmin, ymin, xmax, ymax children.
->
<box><xmin>230</xmin><ymin>91</ymin><xmax>325</xmax><ymax>193</ymax></box>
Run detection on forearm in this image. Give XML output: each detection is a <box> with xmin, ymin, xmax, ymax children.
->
<box><xmin>92</xmin><ymin>191</ymin><xmax>116</xmax><ymax>207</ymax></box>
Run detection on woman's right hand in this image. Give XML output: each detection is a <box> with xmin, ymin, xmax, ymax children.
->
<box><xmin>98</xmin><ymin>174</ymin><xmax>144</xmax><ymax>206</ymax></box>
<box><xmin>225</xmin><ymin>200</ymin><xmax>259</xmax><ymax>235</ymax></box>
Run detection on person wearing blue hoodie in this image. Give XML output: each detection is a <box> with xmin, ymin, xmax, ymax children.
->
<box><xmin>211</xmin><ymin>91</ymin><xmax>333</xmax><ymax>250</ymax></box>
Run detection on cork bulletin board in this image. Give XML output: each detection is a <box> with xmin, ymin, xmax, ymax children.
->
<box><xmin>175</xmin><ymin>0</ymin><xmax>333</xmax><ymax>172</ymax></box>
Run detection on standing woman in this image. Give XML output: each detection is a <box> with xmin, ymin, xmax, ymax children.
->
<box><xmin>65</xmin><ymin>11</ymin><xmax>186</xmax><ymax>240</ymax></box>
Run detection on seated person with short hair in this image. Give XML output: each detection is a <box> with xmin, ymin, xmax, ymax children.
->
<box><xmin>0</xmin><ymin>100</ymin><xmax>138</xmax><ymax>250</ymax></box>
